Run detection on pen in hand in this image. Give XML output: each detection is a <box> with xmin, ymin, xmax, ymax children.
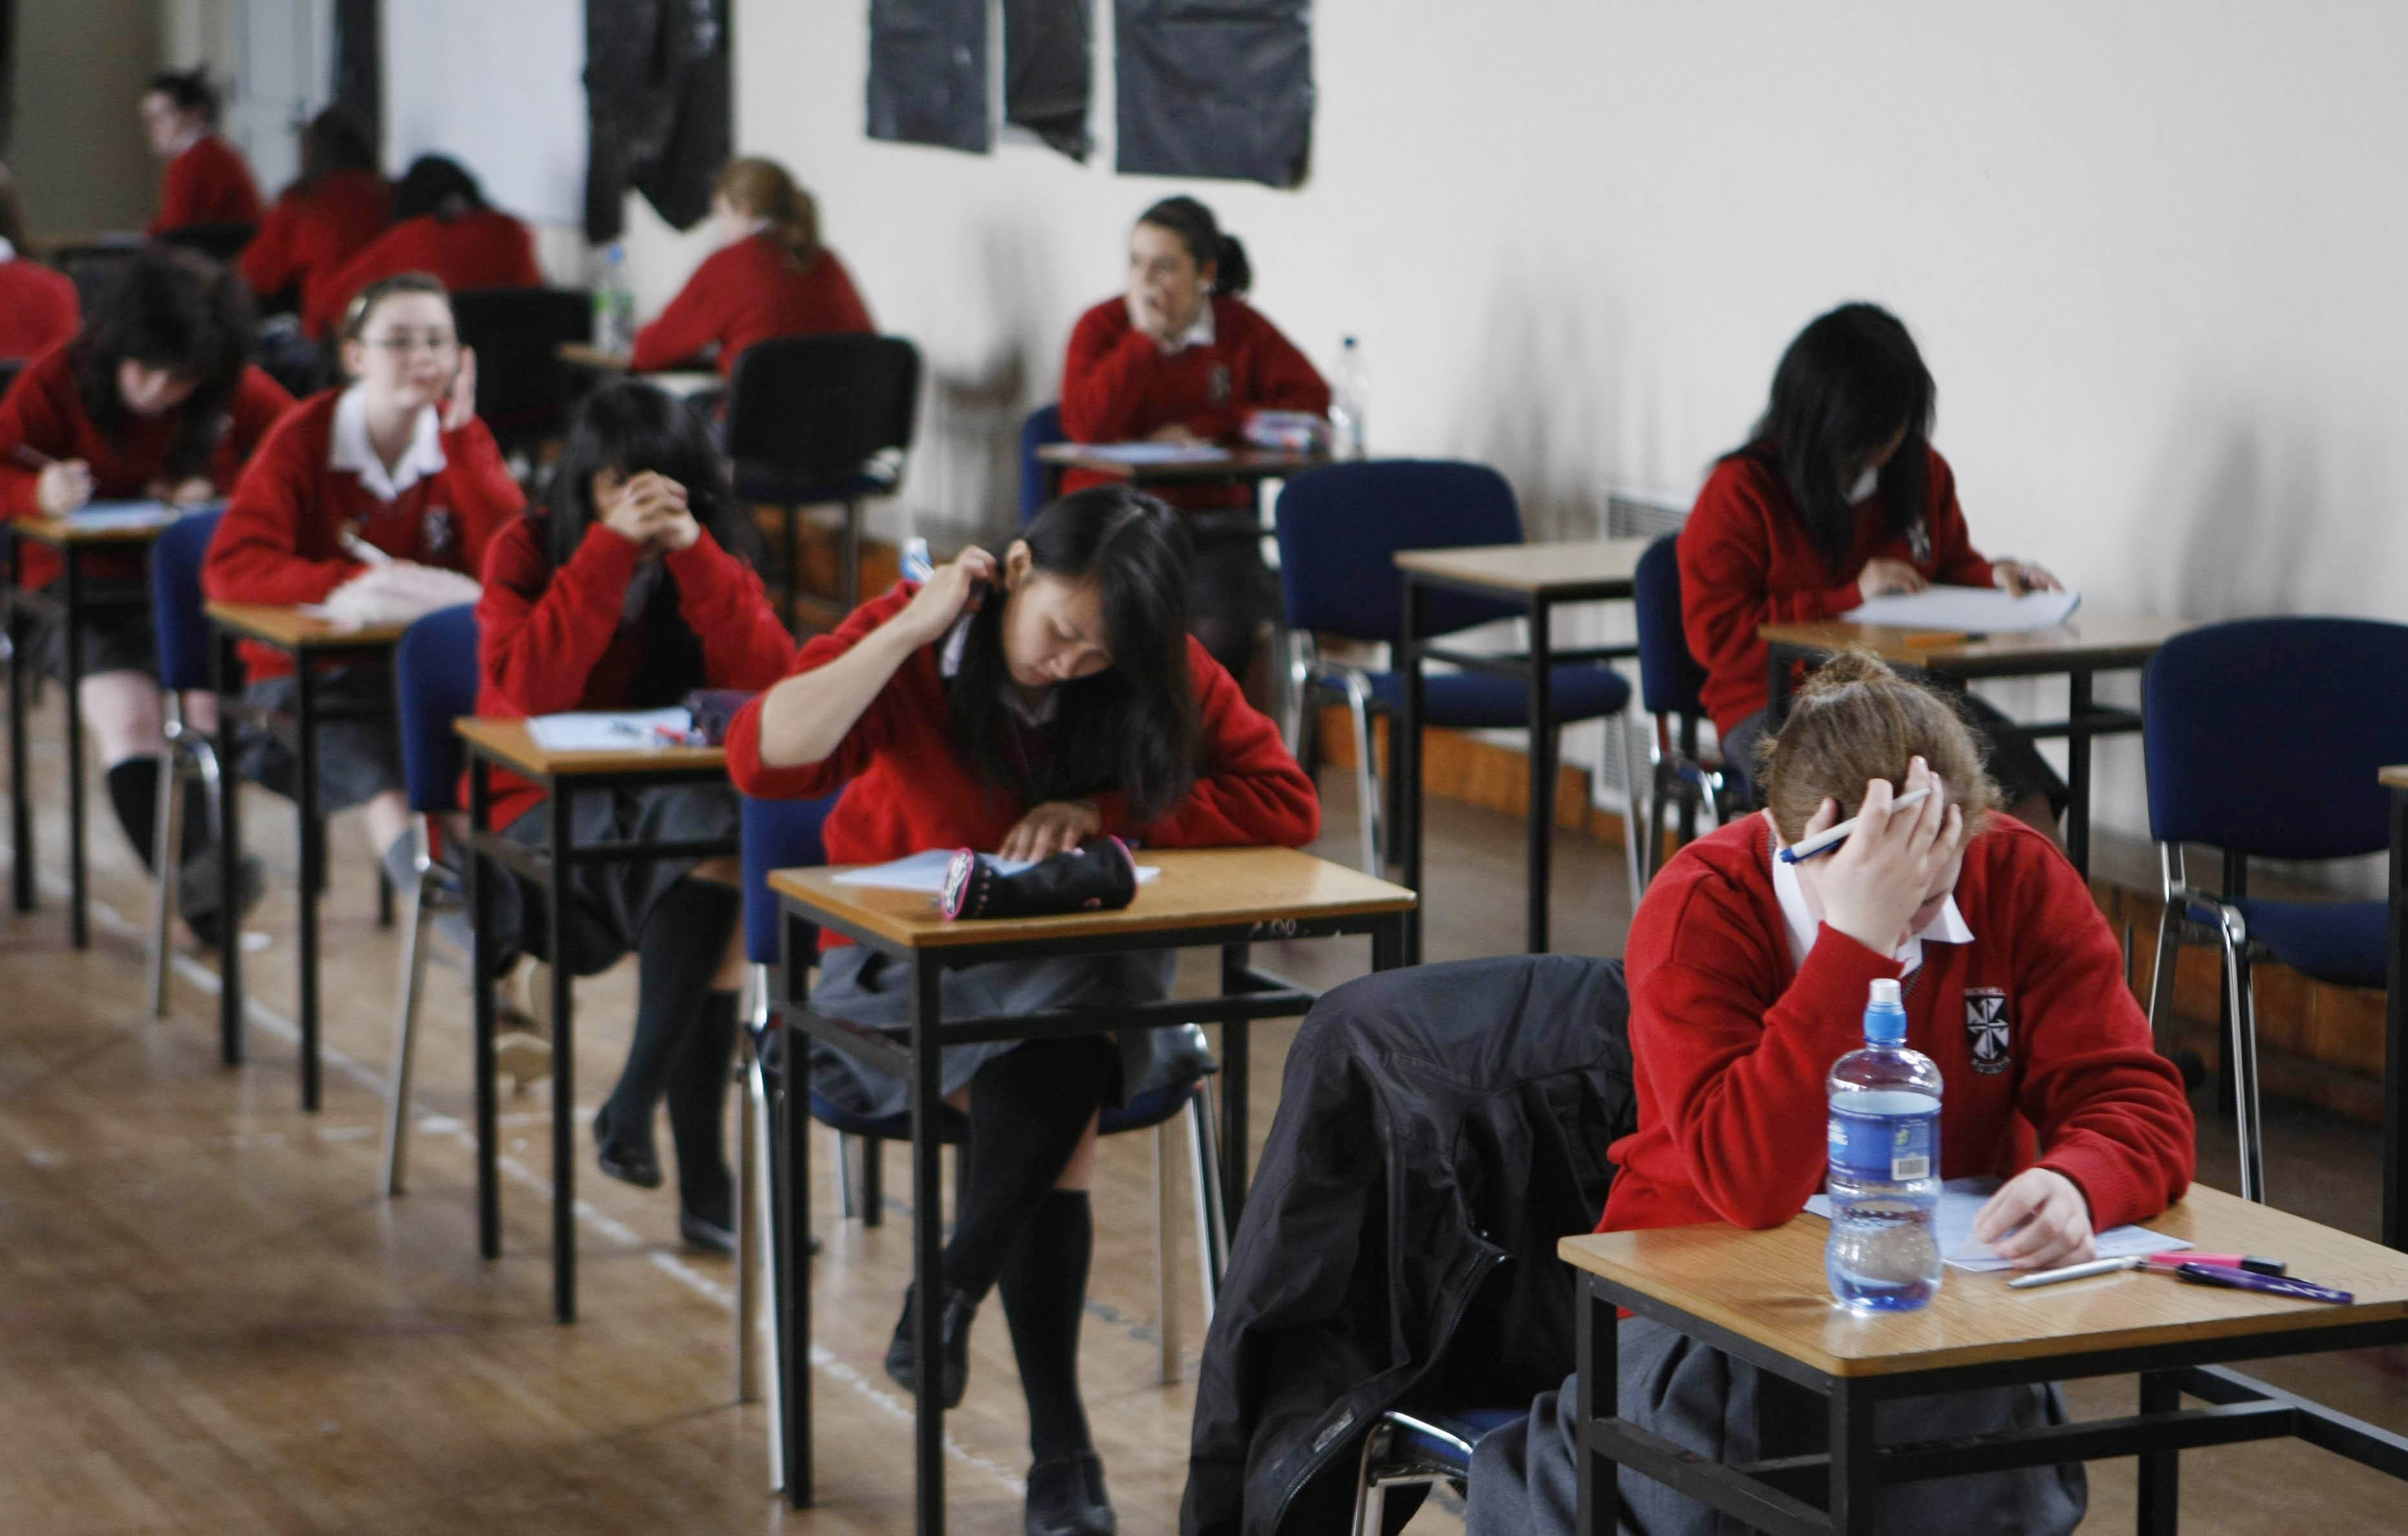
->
<box><xmin>1779</xmin><ymin>785</ymin><xmax>1934</xmax><ymax>864</ymax></box>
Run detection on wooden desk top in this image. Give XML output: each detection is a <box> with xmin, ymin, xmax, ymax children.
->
<box><xmin>2380</xmin><ymin>765</ymin><xmax>2408</xmax><ymax>791</ymax></box>
<box><xmin>1758</xmin><ymin>613</ymin><xmax>2191</xmax><ymax>677</ymax></box>
<box><xmin>770</xmin><ymin>846</ymin><xmax>1415</xmax><ymax>950</ymax></box>
<box><xmin>454</xmin><ymin>717</ymin><xmax>726</xmax><ymax>780</ymax></box>
<box><xmin>1395</xmin><ymin>538</ymin><xmax>1653</xmax><ymax>596</ymax></box>
<box><xmin>1033</xmin><ymin>443</ymin><xmax>1328</xmax><ymax>484</ymax></box>
<box><xmin>13</xmin><ymin>514</ymin><xmax>175</xmax><ymax>547</ymax></box>
<box><xmin>204</xmin><ymin>601</ymin><xmax>408</xmax><ymax>650</ymax></box>
<box><xmin>558</xmin><ymin>342</ymin><xmax>629</xmax><ymax>370</ymax></box>
<box><xmin>1561</xmin><ymin>1186</ymin><xmax>2408</xmax><ymax>1379</ymax></box>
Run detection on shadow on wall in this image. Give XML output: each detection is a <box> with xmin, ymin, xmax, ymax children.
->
<box><xmin>2142</xmin><ymin>406</ymin><xmax>2328</xmax><ymax>622</ymax></box>
<box><xmin>925</xmin><ymin>347</ymin><xmax>1030</xmax><ymax>542</ymax></box>
<box><xmin>1459</xmin><ymin>259</ymin><xmax>1632</xmax><ymax>546</ymax></box>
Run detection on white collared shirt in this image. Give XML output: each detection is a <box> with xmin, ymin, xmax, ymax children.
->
<box><xmin>1163</xmin><ymin>300</ymin><xmax>1216</xmax><ymax>355</ymax></box>
<box><xmin>328</xmin><ymin>384</ymin><xmax>448</xmax><ymax>502</ymax></box>
<box><xmin>1766</xmin><ymin>811</ymin><xmax>1973</xmax><ymax>975</ymax></box>
<box><xmin>938</xmin><ymin>612</ymin><xmax>1058</xmax><ymax>726</ymax></box>
<box><xmin>0</xmin><ymin>236</ymin><xmax>16</xmax><ymax>263</ymax></box>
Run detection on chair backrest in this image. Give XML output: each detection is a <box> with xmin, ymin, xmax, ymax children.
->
<box><xmin>726</xmin><ymin>334</ymin><xmax>922</xmax><ymax>500</ymax></box>
<box><xmin>1019</xmin><ymin>402</ymin><xmax>1066</xmax><ymax>525</ymax></box>
<box><xmin>1632</xmin><ymin>533</ymin><xmax>1709</xmax><ymax>719</ymax></box>
<box><xmin>394</xmin><ymin>605</ymin><xmax>481</xmax><ymax>815</ymax></box>
<box><xmin>741</xmin><ymin>791</ymin><xmax>843</xmax><ymax>966</ymax></box>
<box><xmin>449</xmin><ymin>286</ymin><xmax>593</xmax><ymax>436</ymax></box>
<box><xmin>2142</xmin><ymin>615</ymin><xmax>2408</xmax><ymax>860</ymax></box>
<box><xmin>1273</xmin><ymin>460</ymin><xmax>1524</xmax><ymax>644</ymax></box>
<box><xmin>149</xmin><ymin>509</ymin><xmax>223</xmax><ymax>694</ymax></box>
<box><xmin>156</xmin><ymin>222</ymin><xmax>257</xmax><ymax>262</ymax></box>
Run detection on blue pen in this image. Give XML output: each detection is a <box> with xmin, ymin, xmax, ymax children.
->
<box><xmin>1777</xmin><ymin>785</ymin><xmax>1933</xmax><ymax>864</ymax></box>
<box><xmin>902</xmin><ymin>536</ymin><xmax>934</xmax><ymax>584</ymax></box>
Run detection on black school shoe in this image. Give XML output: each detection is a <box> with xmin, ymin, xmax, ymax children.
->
<box><xmin>883</xmin><ymin>1283</ymin><xmax>975</xmax><ymax>1409</ymax></box>
<box><xmin>592</xmin><ymin>1108</ymin><xmax>663</xmax><ymax>1189</ymax></box>
<box><xmin>1025</xmin><ymin>1451</ymin><xmax>1116</xmax><ymax>1536</ymax></box>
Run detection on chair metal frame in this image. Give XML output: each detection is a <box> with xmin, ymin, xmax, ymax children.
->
<box><xmin>142</xmin><ymin>690</ymin><xmax>226</xmax><ymax>1016</ymax></box>
<box><xmin>1351</xmin><ymin>1409</ymin><xmax>1483</xmax><ymax>1535</ymax></box>
<box><xmin>2144</xmin><ymin>843</ymin><xmax>2268</xmax><ymax>1203</ymax></box>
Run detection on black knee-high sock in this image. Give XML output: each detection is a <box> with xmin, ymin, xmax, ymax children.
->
<box><xmin>664</xmin><ymin>988</ymin><xmax>741</xmax><ymax>1211</ymax></box>
<box><xmin>600</xmin><ymin>878</ymin><xmax>742</xmax><ymax>1153</ymax></box>
<box><xmin>104</xmin><ymin>758</ymin><xmax>215</xmax><ymax>874</ymax></box>
<box><xmin>998</xmin><ymin>1188</ymin><xmax>1095</xmax><ymax>1463</ymax></box>
<box><xmin>940</xmin><ymin>1036</ymin><xmax>1113</xmax><ymax>1303</ymax></box>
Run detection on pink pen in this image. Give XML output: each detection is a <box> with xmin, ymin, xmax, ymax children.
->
<box><xmin>2144</xmin><ymin>1252</ymin><xmax>2285</xmax><ymax>1276</ymax></box>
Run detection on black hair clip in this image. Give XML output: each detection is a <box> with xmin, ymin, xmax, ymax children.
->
<box><xmin>941</xmin><ymin>837</ymin><xmax>1139</xmax><ymax>922</ymax></box>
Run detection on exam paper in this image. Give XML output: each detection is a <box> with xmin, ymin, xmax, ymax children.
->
<box><xmin>69</xmin><ymin>500</ymin><xmax>200</xmax><ymax>531</ymax></box>
<box><xmin>1805</xmin><ymin>1177</ymin><xmax>2188</xmax><ymax>1273</ymax></box>
<box><xmin>525</xmin><ymin>707</ymin><xmax>695</xmax><ymax>752</ymax></box>
<box><xmin>832</xmin><ymin>848</ymin><xmax>1163</xmax><ymax>893</ymax></box>
<box><xmin>1073</xmin><ymin>442</ymin><xmax>1231</xmax><ymax>465</ymax></box>
<box><xmin>1843</xmin><ymin>586</ymin><xmax>2082</xmax><ymax>634</ymax></box>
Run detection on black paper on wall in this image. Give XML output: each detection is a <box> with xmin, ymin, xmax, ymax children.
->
<box><xmin>1115</xmin><ymin>0</ymin><xmax>1312</xmax><ymax>188</ymax></box>
<box><xmin>1004</xmin><ymin>0</ymin><xmax>1091</xmax><ymax>161</ymax></box>
<box><xmin>584</xmin><ymin>0</ymin><xmax>732</xmax><ymax>241</ymax></box>
<box><xmin>868</xmin><ymin>0</ymin><xmax>991</xmax><ymax>155</ymax></box>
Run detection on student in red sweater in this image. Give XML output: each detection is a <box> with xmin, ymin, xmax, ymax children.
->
<box><xmin>306</xmin><ymin>157</ymin><xmax>541</xmax><ymax>340</ymax></box>
<box><xmin>0</xmin><ymin>248</ymin><xmax>290</xmax><ymax>939</ymax></box>
<box><xmin>0</xmin><ymin>162</ymin><xmax>78</xmax><ymax>359</ymax></box>
<box><xmin>1059</xmin><ymin>196</ymin><xmax>1329</xmax><ymax>686</ymax></box>
<box><xmin>1465</xmin><ymin>653</ymin><xmax>2195</xmax><ymax>1536</ymax></box>
<box><xmin>206</xmin><ymin>273</ymin><xmax>521</xmax><ymax>889</ymax></box>
<box><xmin>1681</xmin><ymin>303</ymin><xmax>2067</xmax><ymax>834</ymax></box>
<box><xmin>141</xmin><ymin>70</ymin><xmax>265</xmax><ymax>235</ymax></box>
<box><xmin>238</xmin><ymin>109</ymin><xmax>392</xmax><ymax>325</ymax></box>
<box><xmin>731</xmin><ymin>486</ymin><xmax>1318</xmax><ymax>1536</ymax></box>
<box><xmin>472</xmin><ymin>381</ymin><xmax>792</xmax><ymax>1248</ymax></box>
<box><xmin>629</xmin><ymin>156</ymin><xmax>872</xmax><ymax>379</ymax></box>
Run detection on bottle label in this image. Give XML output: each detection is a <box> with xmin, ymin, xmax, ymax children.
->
<box><xmin>1828</xmin><ymin>1097</ymin><xmax>1938</xmax><ymax>1182</ymax></box>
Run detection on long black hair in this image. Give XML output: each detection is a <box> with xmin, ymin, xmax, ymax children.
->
<box><xmin>298</xmin><ymin>107</ymin><xmax>378</xmax><ymax>188</ymax></box>
<box><xmin>390</xmin><ymin>156</ymin><xmax>488</xmax><ymax>223</ymax></box>
<box><xmin>535</xmin><ymin>381</ymin><xmax>757</xmax><ymax>702</ymax></box>
<box><xmin>74</xmin><ymin>246</ymin><xmax>256</xmax><ymax>477</ymax></box>
<box><xmin>949</xmin><ymin>486</ymin><xmax>1201</xmax><ymax>822</ymax></box>
<box><xmin>1728</xmin><ymin>303</ymin><xmax>1934</xmax><ymax>577</ymax></box>
<box><xmin>1137</xmin><ymin>196</ymin><xmax>1252</xmax><ymax>299</ymax></box>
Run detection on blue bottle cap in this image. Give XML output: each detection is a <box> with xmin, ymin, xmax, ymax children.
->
<box><xmin>1864</xmin><ymin>978</ymin><xmax>1907</xmax><ymax>1044</ymax></box>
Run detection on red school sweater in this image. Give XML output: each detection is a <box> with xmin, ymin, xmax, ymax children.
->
<box><xmin>306</xmin><ymin>211</ymin><xmax>544</xmax><ymax>339</ymax></box>
<box><xmin>238</xmin><ymin>169</ymin><xmax>393</xmax><ymax>321</ymax></box>
<box><xmin>0</xmin><ymin>256</ymin><xmax>79</xmax><ymax>360</ymax></box>
<box><xmin>0</xmin><ymin>341</ymin><xmax>293</xmax><ymax>589</ymax></box>
<box><xmin>1058</xmin><ymin>294</ymin><xmax>1330</xmax><ymax>512</ymax></box>
<box><xmin>726</xmin><ymin>584</ymin><xmax>1322</xmax><ymax>948</ymax></box>
<box><xmin>629</xmin><ymin>234</ymin><xmax>874</xmax><ymax>378</ymax></box>
<box><xmin>202</xmin><ymin>388</ymin><xmax>523</xmax><ymax>679</ymax></box>
<box><xmin>1679</xmin><ymin>447</ymin><xmax>1998</xmax><ymax>735</ymax></box>
<box><xmin>1603</xmin><ymin>812</ymin><xmax>2194</xmax><ymax>1238</ymax></box>
<box><xmin>471</xmin><ymin>515</ymin><xmax>797</xmax><ymax>828</ymax></box>
<box><xmin>151</xmin><ymin>134</ymin><xmax>266</xmax><ymax>234</ymax></box>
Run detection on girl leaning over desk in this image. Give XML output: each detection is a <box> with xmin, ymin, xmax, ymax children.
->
<box><xmin>1678</xmin><ymin>301</ymin><xmax>2066</xmax><ymax>835</ymax></box>
<box><xmin>1463</xmin><ymin>652</ymin><xmax>2197</xmax><ymax>1536</ymax></box>
<box><xmin>471</xmin><ymin>381</ymin><xmax>796</xmax><ymax>1251</ymax></box>
<box><xmin>729</xmin><ymin>486</ymin><xmax>1319</xmax><ymax>1536</ymax></box>
<box><xmin>0</xmin><ymin>246</ymin><xmax>292</xmax><ymax>942</ymax></box>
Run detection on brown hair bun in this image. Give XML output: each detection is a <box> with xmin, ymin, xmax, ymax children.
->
<box><xmin>1758</xmin><ymin>649</ymin><xmax>2001</xmax><ymax>844</ymax></box>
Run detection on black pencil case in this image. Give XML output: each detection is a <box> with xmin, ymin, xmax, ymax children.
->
<box><xmin>682</xmin><ymin>688</ymin><xmax>757</xmax><ymax>747</ymax></box>
<box><xmin>940</xmin><ymin>838</ymin><xmax>1139</xmax><ymax>921</ymax></box>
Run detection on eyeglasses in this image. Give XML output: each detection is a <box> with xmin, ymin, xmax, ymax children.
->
<box><xmin>363</xmin><ymin>332</ymin><xmax>459</xmax><ymax>355</ymax></box>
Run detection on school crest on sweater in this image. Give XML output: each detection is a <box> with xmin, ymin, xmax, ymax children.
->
<box><xmin>1965</xmin><ymin>987</ymin><xmax>2011</xmax><ymax>1074</ymax></box>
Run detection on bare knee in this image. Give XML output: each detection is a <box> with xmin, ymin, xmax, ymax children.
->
<box><xmin>78</xmin><ymin>672</ymin><xmax>167</xmax><ymax>764</ymax></box>
<box><xmin>1054</xmin><ymin>1114</ymin><xmax>1101</xmax><ymax>1191</ymax></box>
<box><xmin>690</xmin><ymin>855</ymin><xmax>741</xmax><ymax>888</ymax></box>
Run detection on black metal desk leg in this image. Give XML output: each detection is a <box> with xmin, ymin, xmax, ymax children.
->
<box><xmin>2384</xmin><ymin>789</ymin><xmax>2408</xmax><ymax>1251</ymax></box>
<box><xmin>1526</xmin><ymin>593</ymin><xmax>1556</xmax><ymax>955</ymax></box>
<box><xmin>1575</xmin><ymin>1274</ymin><xmax>1620</xmax><ymax>1536</ymax></box>
<box><xmin>1371</xmin><ymin>912</ymin><xmax>1405</xmax><ymax>973</ymax></box>
<box><xmin>469</xmin><ymin>758</ymin><xmax>501</xmax><ymax>1258</ymax></box>
<box><xmin>1399</xmin><ymin>573</ymin><xmax>1427</xmax><ymax>966</ymax></box>
<box><xmin>1221</xmin><ymin>943</ymin><xmax>1252</xmax><ymax>1225</ymax></box>
<box><xmin>9</xmin><ymin>588</ymin><xmax>35</xmax><ymax>912</ymax></box>
<box><xmin>1826</xmin><ymin>1379</ymin><xmax>1875</xmax><ymax>1535</ymax></box>
<box><xmin>294</xmin><ymin>660</ymin><xmax>321</xmax><ymax>1111</ymax></box>
<box><xmin>2137</xmin><ymin>1371</ymin><xmax>2181</xmax><ymax>1534</ymax></box>
<box><xmin>549</xmin><ymin>783</ymin><xmax>578</xmax><ymax>1325</ymax></box>
<box><xmin>214</xmin><ymin>630</ymin><xmax>244</xmax><ymax>1065</ymax></box>
<box><xmin>2065</xmin><ymin>669</ymin><xmax>2094</xmax><ymax>879</ymax></box>
<box><xmin>782</xmin><ymin>1025</ymin><xmax>814</xmax><ymax>1508</ymax></box>
<box><xmin>63</xmin><ymin>548</ymin><xmax>86</xmax><ymax>949</ymax></box>
<box><xmin>908</xmin><ymin>955</ymin><xmax>946</xmax><ymax>1535</ymax></box>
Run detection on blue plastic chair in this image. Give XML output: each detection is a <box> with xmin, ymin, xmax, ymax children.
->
<box><xmin>379</xmin><ymin>605</ymin><xmax>481</xmax><ymax>1195</ymax></box>
<box><xmin>142</xmin><ymin>508</ymin><xmax>226</xmax><ymax>1016</ymax></box>
<box><xmin>1274</xmin><ymin>460</ymin><xmax>1633</xmax><ymax>874</ymax></box>
<box><xmin>1625</xmin><ymin>534</ymin><xmax>1741</xmax><ymax>895</ymax></box>
<box><xmin>1352</xmin><ymin>1407</ymin><xmax>1524</xmax><ymax>1531</ymax></box>
<box><xmin>2141</xmin><ymin>617</ymin><xmax>2408</xmax><ymax>1203</ymax></box>
<box><xmin>1019</xmin><ymin>402</ymin><xmax>1067</xmax><ymax>525</ymax></box>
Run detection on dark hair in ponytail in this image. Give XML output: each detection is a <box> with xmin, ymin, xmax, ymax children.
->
<box><xmin>1136</xmin><ymin>195</ymin><xmax>1251</xmax><ymax>298</ymax></box>
<box><xmin>147</xmin><ymin>69</ymin><xmax>220</xmax><ymax>127</ymax></box>
<box><xmin>949</xmin><ymin>485</ymin><xmax>1201</xmax><ymax>822</ymax></box>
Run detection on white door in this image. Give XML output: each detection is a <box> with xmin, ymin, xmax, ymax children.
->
<box><xmin>220</xmin><ymin>0</ymin><xmax>335</xmax><ymax>195</ymax></box>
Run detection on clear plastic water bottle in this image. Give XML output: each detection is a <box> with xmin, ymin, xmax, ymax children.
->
<box><xmin>1329</xmin><ymin>336</ymin><xmax>1368</xmax><ymax>459</ymax></box>
<box><xmin>1825</xmin><ymin>978</ymin><xmax>1943</xmax><ymax>1312</ymax></box>
<box><xmin>593</xmin><ymin>242</ymin><xmax>636</xmax><ymax>354</ymax></box>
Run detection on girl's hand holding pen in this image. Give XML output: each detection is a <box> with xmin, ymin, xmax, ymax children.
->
<box><xmin>1797</xmin><ymin>757</ymin><xmax>1965</xmax><ymax>955</ymax></box>
<box><xmin>892</xmin><ymin>547</ymin><xmax>997</xmax><ymax>648</ymax></box>
<box><xmin>36</xmin><ymin>458</ymin><xmax>93</xmax><ymax>517</ymax></box>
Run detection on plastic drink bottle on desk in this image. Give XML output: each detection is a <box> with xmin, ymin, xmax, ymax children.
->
<box><xmin>1825</xmin><ymin>977</ymin><xmax>1943</xmax><ymax>1312</ymax></box>
<box><xmin>1329</xmin><ymin>336</ymin><xmax>1368</xmax><ymax>459</ymax></box>
<box><xmin>593</xmin><ymin>242</ymin><xmax>637</xmax><ymax>355</ymax></box>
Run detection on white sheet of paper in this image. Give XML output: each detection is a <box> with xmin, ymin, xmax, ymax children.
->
<box><xmin>1804</xmin><ymin>1176</ymin><xmax>2188</xmax><ymax>1273</ymax></box>
<box><xmin>69</xmin><ymin>500</ymin><xmax>196</xmax><ymax>530</ymax></box>
<box><xmin>525</xmin><ymin>706</ymin><xmax>695</xmax><ymax>752</ymax></box>
<box><xmin>1075</xmin><ymin>442</ymin><xmax>1232</xmax><ymax>465</ymax></box>
<box><xmin>831</xmin><ymin>848</ymin><xmax>1163</xmax><ymax>893</ymax></box>
<box><xmin>1843</xmin><ymin>585</ymin><xmax>2082</xmax><ymax>634</ymax></box>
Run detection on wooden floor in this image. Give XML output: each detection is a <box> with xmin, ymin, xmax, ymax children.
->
<box><xmin>3</xmin><ymin>689</ymin><xmax>2403</xmax><ymax>1533</ymax></box>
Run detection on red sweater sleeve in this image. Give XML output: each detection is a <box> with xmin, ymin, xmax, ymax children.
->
<box><xmin>1923</xmin><ymin>454</ymin><xmax>1996</xmax><ymax>589</ymax></box>
<box><xmin>629</xmin><ymin>250</ymin><xmax>728</xmax><ymax>372</ymax></box>
<box><xmin>1059</xmin><ymin>304</ymin><xmax>1163</xmax><ymax>443</ymax></box>
<box><xmin>1095</xmin><ymin>639</ymin><xmax>1321</xmax><ymax>848</ymax></box>
<box><xmin>0</xmin><ymin>355</ymin><xmax>75</xmax><ymax>522</ymax></box>
<box><xmin>227</xmin><ymin>368</ymin><xmax>297</xmax><ymax>459</ymax></box>
<box><xmin>477</xmin><ymin>518</ymin><xmax>646</xmax><ymax>716</ymax></box>
<box><xmin>437</xmin><ymin>418</ymin><xmax>525</xmax><ymax>578</ymax></box>
<box><xmin>151</xmin><ymin>153</ymin><xmax>197</xmax><ymax>235</ymax></box>
<box><xmin>205</xmin><ymin>414</ymin><xmax>364</xmax><ymax>604</ymax></box>
<box><xmin>726</xmin><ymin>585</ymin><xmax>920</xmax><ymax>800</ymax></box>
<box><xmin>819</xmin><ymin>253</ymin><xmax>874</xmax><ymax>333</ymax></box>
<box><xmin>2005</xmin><ymin>836</ymin><xmax>2195</xmax><ymax>1229</ymax></box>
<box><xmin>238</xmin><ymin>194</ymin><xmax>305</xmax><ymax>295</ymax></box>
<box><xmin>664</xmin><ymin>529</ymin><xmax>797</xmax><ymax>688</ymax></box>
<box><xmin>1236</xmin><ymin>308</ymin><xmax>1331</xmax><ymax>416</ymax></box>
